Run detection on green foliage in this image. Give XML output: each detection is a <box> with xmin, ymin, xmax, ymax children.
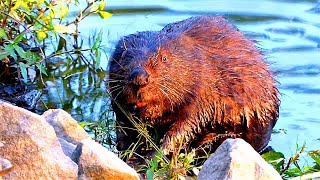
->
<box><xmin>262</xmin><ymin>143</ymin><xmax>320</xmax><ymax>179</ymax></box>
<box><xmin>134</xmin><ymin>150</ymin><xmax>199</xmax><ymax>180</ymax></box>
<box><xmin>0</xmin><ymin>0</ymin><xmax>112</xmax><ymax>84</ymax></box>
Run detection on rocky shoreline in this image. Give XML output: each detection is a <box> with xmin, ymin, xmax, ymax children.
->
<box><xmin>0</xmin><ymin>100</ymin><xmax>281</xmax><ymax>179</ymax></box>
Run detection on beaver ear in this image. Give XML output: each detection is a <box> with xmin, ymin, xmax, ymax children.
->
<box><xmin>161</xmin><ymin>55</ymin><xmax>168</xmax><ymax>62</ymax></box>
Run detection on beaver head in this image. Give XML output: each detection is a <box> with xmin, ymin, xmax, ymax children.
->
<box><xmin>109</xmin><ymin>31</ymin><xmax>200</xmax><ymax>126</ymax></box>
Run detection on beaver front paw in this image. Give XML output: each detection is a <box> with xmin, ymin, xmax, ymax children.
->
<box><xmin>161</xmin><ymin>129</ymin><xmax>189</xmax><ymax>155</ymax></box>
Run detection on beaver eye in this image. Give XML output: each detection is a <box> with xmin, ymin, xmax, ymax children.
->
<box><xmin>161</xmin><ymin>55</ymin><xmax>167</xmax><ymax>62</ymax></box>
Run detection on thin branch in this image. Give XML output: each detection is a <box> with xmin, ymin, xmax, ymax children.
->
<box><xmin>36</xmin><ymin>48</ymin><xmax>92</xmax><ymax>64</ymax></box>
<box><xmin>66</xmin><ymin>1</ymin><xmax>94</xmax><ymax>26</ymax></box>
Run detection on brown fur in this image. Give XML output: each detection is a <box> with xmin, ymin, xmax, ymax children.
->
<box><xmin>108</xmin><ymin>16</ymin><xmax>280</xmax><ymax>154</ymax></box>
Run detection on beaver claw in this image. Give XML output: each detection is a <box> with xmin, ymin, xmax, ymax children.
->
<box><xmin>161</xmin><ymin>129</ymin><xmax>188</xmax><ymax>155</ymax></box>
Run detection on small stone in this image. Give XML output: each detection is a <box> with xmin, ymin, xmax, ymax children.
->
<box><xmin>197</xmin><ymin>138</ymin><xmax>282</xmax><ymax>180</ymax></box>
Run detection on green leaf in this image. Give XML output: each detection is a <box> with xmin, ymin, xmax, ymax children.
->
<box><xmin>285</xmin><ymin>167</ymin><xmax>302</xmax><ymax>177</ymax></box>
<box><xmin>14</xmin><ymin>33</ymin><xmax>25</xmax><ymax>44</ymax></box>
<box><xmin>25</xmin><ymin>51</ymin><xmax>39</xmax><ymax>64</ymax></box>
<box><xmin>0</xmin><ymin>52</ymin><xmax>9</xmax><ymax>60</ymax></box>
<box><xmin>36</xmin><ymin>62</ymin><xmax>48</xmax><ymax>76</ymax></box>
<box><xmin>0</xmin><ymin>28</ymin><xmax>8</xmax><ymax>39</ymax></box>
<box><xmin>5</xmin><ymin>44</ymin><xmax>17</xmax><ymax>60</ymax></box>
<box><xmin>98</xmin><ymin>11</ymin><xmax>112</xmax><ymax>19</ymax></box>
<box><xmin>98</xmin><ymin>1</ymin><xmax>106</xmax><ymax>11</ymax></box>
<box><xmin>94</xmin><ymin>50</ymin><xmax>101</xmax><ymax>67</ymax></box>
<box><xmin>57</xmin><ymin>34</ymin><xmax>67</xmax><ymax>51</ymax></box>
<box><xmin>37</xmin><ymin>31</ymin><xmax>47</xmax><ymax>41</ymax></box>
<box><xmin>146</xmin><ymin>169</ymin><xmax>154</xmax><ymax>180</ymax></box>
<box><xmin>309</xmin><ymin>151</ymin><xmax>320</xmax><ymax>166</ymax></box>
<box><xmin>262</xmin><ymin>150</ymin><xmax>285</xmax><ymax>162</ymax></box>
<box><xmin>92</xmin><ymin>31</ymin><xmax>103</xmax><ymax>50</ymax></box>
<box><xmin>14</xmin><ymin>45</ymin><xmax>26</xmax><ymax>58</ymax></box>
<box><xmin>19</xmin><ymin>62</ymin><xmax>28</xmax><ymax>83</ymax></box>
<box><xmin>78</xmin><ymin>122</ymin><xmax>94</xmax><ymax>128</ymax></box>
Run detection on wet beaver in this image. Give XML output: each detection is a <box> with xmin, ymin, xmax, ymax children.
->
<box><xmin>108</xmin><ymin>16</ymin><xmax>280</xmax><ymax>155</ymax></box>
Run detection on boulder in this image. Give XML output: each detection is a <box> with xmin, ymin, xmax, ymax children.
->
<box><xmin>42</xmin><ymin>109</ymin><xmax>91</xmax><ymax>145</ymax></box>
<box><xmin>0</xmin><ymin>101</ymin><xmax>140</xmax><ymax>179</ymax></box>
<box><xmin>197</xmin><ymin>138</ymin><xmax>282</xmax><ymax>180</ymax></box>
<box><xmin>72</xmin><ymin>139</ymin><xmax>140</xmax><ymax>180</ymax></box>
<box><xmin>0</xmin><ymin>100</ymin><xmax>78</xmax><ymax>179</ymax></box>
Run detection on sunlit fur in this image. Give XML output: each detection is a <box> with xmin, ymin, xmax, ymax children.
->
<box><xmin>108</xmin><ymin>16</ymin><xmax>280</xmax><ymax>154</ymax></box>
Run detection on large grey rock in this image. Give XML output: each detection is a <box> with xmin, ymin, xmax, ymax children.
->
<box><xmin>42</xmin><ymin>109</ymin><xmax>91</xmax><ymax>145</ymax></box>
<box><xmin>72</xmin><ymin>139</ymin><xmax>139</xmax><ymax>180</ymax></box>
<box><xmin>0</xmin><ymin>100</ymin><xmax>78</xmax><ymax>179</ymax></box>
<box><xmin>198</xmin><ymin>138</ymin><xmax>281</xmax><ymax>180</ymax></box>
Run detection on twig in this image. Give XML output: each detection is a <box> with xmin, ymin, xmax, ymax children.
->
<box><xmin>66</xmin><ymin>1</ymin><xmax>94</xmax><ymax>26</ymax></box>
<box><xmin>37</xmin><ymin>48</ymin><xmax>92</xmax><ymax>64</ymax></box>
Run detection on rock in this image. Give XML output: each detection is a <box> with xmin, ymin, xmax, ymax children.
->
<box><xmin>58</xmin><ymin>138</ymin><xmax>77</xmax><ymax>159</ymax></box>
<box><xmin>72</xmin><ymin>139</ymin><xmax>139</xmax><ymax>180</ymax></box>
<box><xmin>0</xmin><ymin>100</ymin><xmax>78</xmax><ymax>179</ymax></box>
<box><xmin>0</xmin><ymin>101</ymin><xmax>141</xmax><ymax>179</ymax></box>
<box><xmin>197</xmin><ymin>138</ymin><xmax>282</xmax><ymax>180</ymax></box>
<box><xmin>42</xmin><ymin>109</ymin><xmax>91</xmax><ymax>145</ymax></box>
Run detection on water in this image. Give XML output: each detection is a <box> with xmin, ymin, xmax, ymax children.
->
<box><xmin>41</xmin><ymin>0</ymin><xmax>320</xmax><ymax>157</ymax></box>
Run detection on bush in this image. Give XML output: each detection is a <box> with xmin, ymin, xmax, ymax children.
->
<box><xmin>0</xmin><ymin>0</ymin><xmax>111</xmax><ymax>84</ymax></box>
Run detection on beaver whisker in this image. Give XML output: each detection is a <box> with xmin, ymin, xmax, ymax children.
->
<box><xmin>109</xmin><ymin>57</ymin><xmax>126</xmax><ymax>71</ymax></box>
<box><xmin>108</xmin><ymin>88</ymin><xmax>123</xmax><ymax>99</ymax></box>
<box><xmin>157</xmin><ymin>84</ymin><xmax>175</xmax><ymax>111</ymax></box>
<box><xmin>108</xmin><ymin>84</ymin><xmax>124</xmax><ymax>97</ymax></box>
<box><xmin>112</xmin><ymin>87</ymin><xmax>125</xmax><ymax>101</ymax></box>
<box><xmin>158</xmin><ymin>81</ymin><xmax>185</xmax><ymax>104</ymax></box>
<box><xmin>165</xmin><ymin>79</ymin><xmax>195</xmax><ymax>97</ymax></box>
<box><xmin>108</xmin><ymin>73</ymin><xmax>128</xmax><ymax>78</ymax></box>
<box><xmin>108</xmin><ymin>85</ymin><xmax>124</xmax><ymax>94</ymax></box>
<box><xmin>156</xmin><ymin>82</ymin><xmax>181</xmax><ymax>101</ymax></box>
<box><xmin>106</xmin><ymin>79</ymin><xmax>126</xmax><ymax>83</ymax></box>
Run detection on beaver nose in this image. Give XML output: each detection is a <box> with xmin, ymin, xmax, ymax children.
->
<box><xmin>129</xmin><ymin>68</ymin><xmax>149</xmax><ymax>86</ymax></box>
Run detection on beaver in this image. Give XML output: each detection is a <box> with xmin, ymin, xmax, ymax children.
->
<box><xmin>108</xmin><ymin>15</ymin><xmax>280</xmax><ymax>155</ymax></box>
